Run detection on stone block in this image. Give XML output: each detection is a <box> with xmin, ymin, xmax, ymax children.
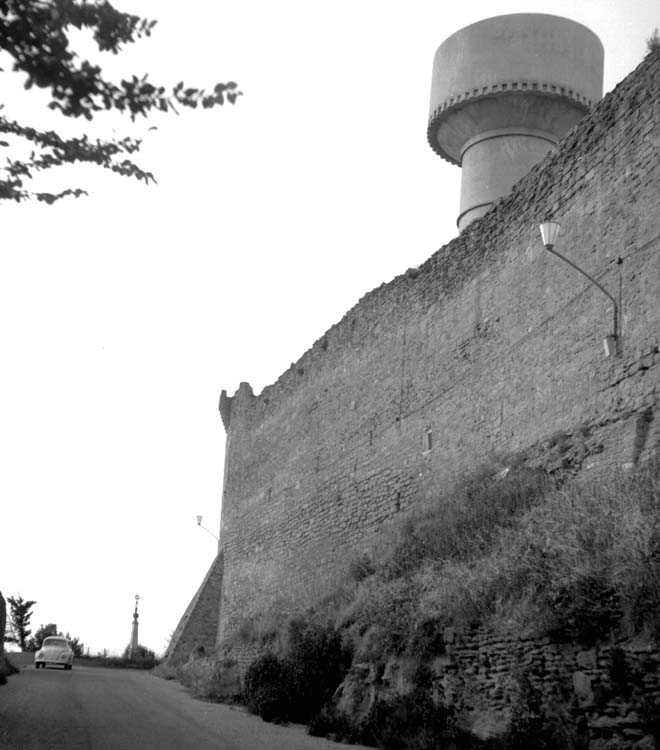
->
<box><xmin>632</xmin><ymin>736</ymin><xmax>657</xmax><ymax>750</ymax></box>
<box><xmin>574</xmin><ymin>671</ymin><xmax>595</xmax><ymax>707</ymax></box>
<box><xmin>577</xmin><ymin>649</ymin><xmax>598</xmax><ymax>669</ymax></box>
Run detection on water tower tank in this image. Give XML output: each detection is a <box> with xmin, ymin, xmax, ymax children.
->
<box><xmin>428</xmin><ymin>14</ymin><xmax>604</xmax><ymax>231</ymax></box>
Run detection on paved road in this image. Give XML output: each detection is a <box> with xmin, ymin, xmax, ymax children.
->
<box><xmin>0</xmin><ymin>662</ymin><xmax>366</xmax><ymax>750</ymax></box>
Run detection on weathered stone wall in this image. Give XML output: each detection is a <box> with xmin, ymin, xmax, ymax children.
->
<box><xmin>0</xmin><ymin>591</ymin><xmax>7</xmax><ymax>684</ymax></box>
<box><xmin>165</xmin><ymin>554</ymin><xmax>223</xmax><ymax>665</ymax></box>
<box><xmin>338</xmin><ymin>627</ymin><xmax>660</xmax><ymax>748</ymax></box>
<box><xmin>0</xmin><ymin>592</ymin><xmax>5</xmax><ymax>656</ymax></box>
<box><xmin>212</xmin><ymin>53</ymin><xmax>660</xmax><ymax>644</ymax></box>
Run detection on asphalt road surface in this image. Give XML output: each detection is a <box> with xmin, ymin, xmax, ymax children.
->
<box><xmin>0</xmin><ymin>661</ymin><xmax>368</xmax><ymax>750</ymax></box>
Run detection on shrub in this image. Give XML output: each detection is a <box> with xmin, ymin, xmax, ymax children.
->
<box><xmin>547</xmin><ymin>572</ymin><xmax>620</xmax><ymax>644</ymax></box>
<box><xmin>0</xmin><ymin>654</ymin><xmax>20</xmax><ymax>684</ymax></box>
<box><xmin>341</xmin><ymin>576</ymin><xmax>421</xmax><ymax>656</ymax></box>
<box><xmin>121</xmin><ymin>644</ymin><xmax>158</xmax><ymax>668</ymax></box>
<box><xmin>408</xmin><ymin>618</ymin><xmax>446</xmax><ymax>659</ymax></box>
<box><xmin>243</xmin><ymin>652</ymin><xmax>295</xmax><ymax>722</ymax></box>
<box><xmin>176</xmin><ymin>655</ymin><xmax>241</xmax><ymax>703</ymax></box>
<box><xmin>286</xmin><ymin>616</ymin><xmax>352</xmax><ymax>720</ymax></box>
<box><xmin>152</xmin><ymin>660</ymin><xmax>177</xmax><ymax>680</ymax></box>
<box><xmin>78</xmin><ymin>646</ymin><xmax>158</xmax><ymax>670</ymax></box>
<box><xmin>348</xmin><ymin>553</ymin><xmax>376</xmax><ymax>582</ymax></box>
<box><xmin>359</xmin><ymin>689</ymin><xmax>457</xmax><ymax>750</ymax></box>
<box><xmin>243</xmin><ymin>616</ymin><xmax>351</xmax><ymax>724</ymax></box>
<box><xmin>488</xmin><ymin>674</ymin><xmax>581</xmax><ymax>750</ymax></box>
<box><xmin>307</xmin><ymin>704</ymin><xmax>357</xmax><ymax>742</ymax></box>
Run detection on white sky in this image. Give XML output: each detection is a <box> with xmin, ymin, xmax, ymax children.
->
<box><xmin>1</xmin><ymin>1</ymin><xmax>656</xmax><ymax>656</ymax></box>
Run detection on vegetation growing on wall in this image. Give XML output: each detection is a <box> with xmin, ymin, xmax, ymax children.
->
<box><xmin>165</xmin><ymin>459</ymin><xmax>660</xmax><ymax>746</ymax></box>
<box><xmin>337</xmin><ymin>464</ymin><xmax>553</xmax><ymax>656</ymax></box>
<box><xmin>222</xmin><ymin>459</ymin><xmax>658</xmax><ymax>744</ymax></box>
<box><xmin>338</xmin><ymin>459</ymin><xmax>658</xmax><ymax>651</ymax></box>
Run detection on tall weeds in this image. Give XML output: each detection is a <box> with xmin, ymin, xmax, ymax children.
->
<box><xmin>236</xmin><ymin>460</ymin><xmax>660</xmax><ymax>744</ymax></box>
<box><xmin>337</xmin><ymin>461</ymin><xmax>660</xmax><ymax>655</ymax></box>
<box><xmin>173</xmin><ymin>654</ymin><xmax>242</xmax><ymax>702</ymax></box>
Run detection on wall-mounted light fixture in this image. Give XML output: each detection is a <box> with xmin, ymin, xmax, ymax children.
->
<box><xmin>539</xmin><ymin>221</ymin><xmax>619</xmax><ymax>357</ymax></box>
<box><xmin>196</xmin><ymin>514</ymin><xmax>220</xmax><ymax>543</ymax></box>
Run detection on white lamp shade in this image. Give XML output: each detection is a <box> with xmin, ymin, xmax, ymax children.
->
<box><xmin>540</xmin><ymin>221</ymin><xmax>561</xmax><ymax>248</ymax></box>
<box><xmin>196</xmin><ymin>515</ymin><xmax>202</xmax><ymax>525</ymax></box>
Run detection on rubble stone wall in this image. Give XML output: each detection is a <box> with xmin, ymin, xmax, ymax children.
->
<box><xmin>339</xmin><ymin>627</ymin><xmax>660</xmax><ymax>749</ymax></box>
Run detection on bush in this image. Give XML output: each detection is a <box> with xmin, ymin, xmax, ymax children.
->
<box><xmin>359</xmin><ymin>690</ymin><xmax>458</xmax><ymax>750</ymax></box>
<box><xmin>121</xmin><ymin>644</ymin><xmax>157</xmax><ymax>668</ymax></box>
<box><xmin>243</xmin><ymin>652</ymin><xmax>295</xmax><ymax>722</ymax></box>
<box><xmin>78</xmin><ymin>645</ymin><xmax>158</xmax><ymax>670</ymax></box>
<box><xmin>408</xmin><ymin>618</ymin><xmax>446</xmax><ymax>659</ymax></box>
<box><xmin>307</xmin><ymin>704</ymin><xmax>358</xmax><ymax>742</ymax></box>
<box><xmin>175</xmin><ymin>655</ymin><xmax>241</xmax><ymax>703</ymax></box>
<box><xmin>348</xmin><ymin>554</ymin><xmax>376</xmax><ymax>582</ymax></box>
<box><xmin>341</xmin><ymin>576</ymin><xmax>422</xmax><ymax>657</ymax></box>
<box><xmin>152</xmin><ymin>660</ymin><xmax>177</xmax><ymax>680</ymax></box>
<box><xmin>243</xmin><ymin>616</ymin><xmax>351</xmax><ymax>724</ymax></box>
<box><xmin>286</xmin><ymin>617</ymin><xmax>352</xmax><ymax>721</ymax></box>
<box><xmin>547</xmin><ymin>572</ymin><xmax>620</xmax><ymax>644</ymax></box>
<box><xmin>485</xmin><ymin>674</ymin><xmax>581</xmax><ymax>750</ymax></box>
<box><xmin>0</xmin><ymin>654</ymin><xmax>20</xmax><ymax>685</ymax></box>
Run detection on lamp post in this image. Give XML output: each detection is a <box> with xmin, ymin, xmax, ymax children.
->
<box><xmin>539</xmin><ymin>221</ymin><xmax>619</xmax><ymax>357</ymax></box>
<box><xmin>196</xmin><ymin>515</ymin><xmax>219</xmax><ymax>543</ymax></box>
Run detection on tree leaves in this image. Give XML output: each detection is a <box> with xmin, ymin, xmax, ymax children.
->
<box><xmin>0</xmin><ymin>0</ymin><xmax>242</xmax><ymax>202</ymax></box>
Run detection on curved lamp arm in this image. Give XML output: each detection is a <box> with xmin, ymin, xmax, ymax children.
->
<box><xmin>196</xmin><ymin>515</ymin><xmax>219</xmax><ymax>542</ymax></box>
<box><xmin>540</xmin><ymin>221</ymin><xmax>619</xmax><ymax>351</ymax></box>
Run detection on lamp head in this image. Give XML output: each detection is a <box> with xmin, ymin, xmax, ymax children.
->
<box><xmin>540</xmin><ymin>221</ymin><xmax>561</xmax><ymax>249</ymax></box>
<box><xmin>196</xmin><ymin>515</ymin><xmax>202</xmax><ymax>526</ymax></box>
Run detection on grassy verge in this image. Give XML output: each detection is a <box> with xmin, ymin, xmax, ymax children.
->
<box><xmin>78</xmin><ymin>646</ymin><xmax>157</xmax><ymax>670</ymax></box>
<box><xmin>155</xmin><ymin>654</ymin><xmax>242</xmax><ymax>702</ymax></box>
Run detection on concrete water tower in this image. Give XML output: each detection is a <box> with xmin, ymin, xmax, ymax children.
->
<box><xmin>428</xmin><ymin>14</ymin><xmax>604</xmax><ymax>231</ymax></box>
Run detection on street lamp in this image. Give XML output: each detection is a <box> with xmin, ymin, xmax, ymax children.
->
<box><xmin>539</xmin><ymin>221</ymin><xmax>619</xmax><ymax>357</ymax></box>
<box><xmin>196</xmin><ymin>515</ymin><xmax>219</xmax><ymax>542</ymax></box>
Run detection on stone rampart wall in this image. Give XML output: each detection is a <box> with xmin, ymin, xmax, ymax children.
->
<box><xmin>0</xmin><ymin>591</ymin><xmax>7</xmax><ymax>684</ymax></box>
<box><xmin>216</xmin><ymin>53</ymin><xmax>660</xmax><ymax>641</ymax></box>
<box><xmin>0</xmin><ymin>592</ymin><xmax>5</xmax><ymax>658</ymax></box>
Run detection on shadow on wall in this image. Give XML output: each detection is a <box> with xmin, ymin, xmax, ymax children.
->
<box><xmin>633</xmin><ymin>405</ymin><xmax>656</xmax><ymax>465</ymax></box>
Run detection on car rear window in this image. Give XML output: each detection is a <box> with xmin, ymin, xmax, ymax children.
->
<box><xmin>43</xmin><ymin>638</ymin><xmax>68</xmax><ymax>648</ymax></box>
